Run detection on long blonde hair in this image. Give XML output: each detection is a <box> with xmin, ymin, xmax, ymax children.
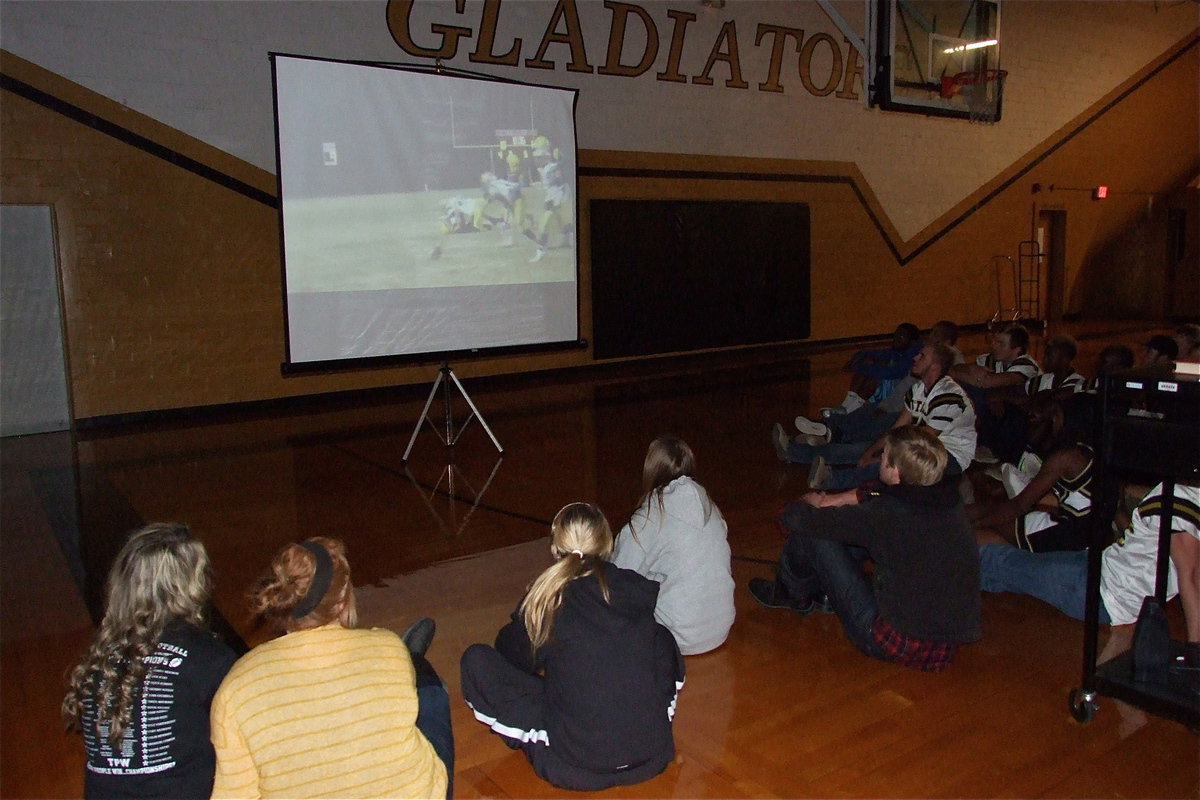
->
<box><xmin>521</xmin><ymin>503</ymin><xmax>613</xmax><ymax>651</ymax></box>
<box><xmin>62</xmin><ymin>523</ymin><xmax>212</xmax><ymax>745</ymax></box>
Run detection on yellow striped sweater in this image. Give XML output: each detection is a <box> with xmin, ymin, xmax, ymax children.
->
<box><xmin>210</xmin><ymin>624</ymin><xmax>447</xmax><ymax>799</ymax></box>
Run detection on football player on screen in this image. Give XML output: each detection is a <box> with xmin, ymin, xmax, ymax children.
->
<box><xmin>429</xmin><ymin>195</ymin><xmax>490</xmax><ymax>260</ymax></box>
<box><xmin>479</xmin><ymin>171</ymin><xmax>526</xmax><ymax>248</ymax></box>
<box><xmin>528</xmin><ymin>161</ymin><xmax>573</xmax><ymax>263</ymax></box>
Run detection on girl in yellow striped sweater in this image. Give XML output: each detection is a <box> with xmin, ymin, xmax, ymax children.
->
<box><xmin>210</xmin><ymin>538</ymin><xmax>451</xmax><ymax>799</ymax></box>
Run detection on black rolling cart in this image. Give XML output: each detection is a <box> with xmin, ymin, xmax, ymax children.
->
<box><xmin>1069</xmin><ymin>364</ymin><xmax>1200</xmax><ymax>727</ymax></box>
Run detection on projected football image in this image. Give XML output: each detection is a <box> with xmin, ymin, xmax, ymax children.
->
<box><xmin>273</xmin><ymin>55</ymin><xmax>579</xmax><ymax>364</ymax></box>
<box><xmin>281</xmin><ymin>173</ymin><xmax>574</xmax><ymax>293</ymax></box>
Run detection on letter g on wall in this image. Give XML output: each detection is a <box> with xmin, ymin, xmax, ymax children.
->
<box><xmin>387</xmin><ymin>0</ymin><xmax>474</xmax><ymax>59</ymax></box>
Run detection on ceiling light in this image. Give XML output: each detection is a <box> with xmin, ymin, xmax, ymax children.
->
<box><xmin>943</xmin><ymin>39</ymin><xmax>999</xmax><ymax>54</ymax></box>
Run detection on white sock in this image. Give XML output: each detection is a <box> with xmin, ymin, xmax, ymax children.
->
<box><xmin>840</xmin><ymin>391</ymin><xmax>865</xmax><ymax>412</ymax></box>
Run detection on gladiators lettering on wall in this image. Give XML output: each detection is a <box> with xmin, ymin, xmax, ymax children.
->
<box><xmin>386</xmin><ymin>0</ymin><xmax>863</xmax><ymax>100</ymax></box>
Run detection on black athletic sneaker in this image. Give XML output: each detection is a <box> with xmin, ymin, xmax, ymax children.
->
<box><xmin>811</xmin><ymin>593</ymin><xmax>836</xmax><ymax>614</ymax></box>
<box><xmin>748</xmin><ymin>577</ymin><xmax>819</xmax><ymax>615</ymax></box>
<box><xmin>401</xmin><ymin>617</ymin><xmax>436</xmax><ymax>658</ymax></box>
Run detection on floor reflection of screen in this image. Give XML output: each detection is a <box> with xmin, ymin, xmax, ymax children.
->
<box><xmin>272</xmin><ymin>54</ymin><xmax>580</xmax><ymax>365</ymax></box>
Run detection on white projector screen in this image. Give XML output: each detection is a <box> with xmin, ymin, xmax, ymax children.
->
<box><xmin>271</xmin><ymin>54</ymin><xmax>581</xmax><ymax>367</ymax></box>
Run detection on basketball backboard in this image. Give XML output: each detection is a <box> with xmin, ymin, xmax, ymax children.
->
<box><xmin>871</xmin><ymin>0</ymin><xmax>1003</xmax><ymax>121</ymax></box>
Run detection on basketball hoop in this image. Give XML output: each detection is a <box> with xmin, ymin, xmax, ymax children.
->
<box><xmin>940</xmin><ymin>69</ymin><xmax>1008</xmax><ymax>124</ymax></box>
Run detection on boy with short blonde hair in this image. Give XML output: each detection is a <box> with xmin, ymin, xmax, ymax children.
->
<box><xmin>751</xmin><ymin>426</ymin><xmax>981</xmax><ymax>672</ymax></box>
<box><xmin>884</xmin><ymin>424</ymin><xmax>949</xmax><ymax>487</ymax></box>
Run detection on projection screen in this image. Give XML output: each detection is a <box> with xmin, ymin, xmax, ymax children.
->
<box><xmin>271</xmin><ymin>54</ymin><xmax>580</xmax><ymax>367</ymax></box>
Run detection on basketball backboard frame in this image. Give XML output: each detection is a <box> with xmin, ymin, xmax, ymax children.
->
<box><xmin>870</xmin><ymin>0</ymin><xmax>1003</xmax><ymax>120</ymax></box>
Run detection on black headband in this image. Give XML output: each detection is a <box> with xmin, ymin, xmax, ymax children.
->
<box><xmin>292</xmin><ymin>541</ymin><xmax>334</xmax><ymax>619</ymax></box>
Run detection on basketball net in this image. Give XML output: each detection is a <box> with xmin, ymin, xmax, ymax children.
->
<box><xmin>940</xmin><ymin>69</ymin><xmax>1008</xmax><ymax>124</ymax></box>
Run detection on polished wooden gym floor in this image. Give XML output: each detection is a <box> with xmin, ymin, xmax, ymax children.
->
<box><xmin>2</xmin><ymin>322</ymin><xmax>1196</xmax><ymax>799</ymax></box>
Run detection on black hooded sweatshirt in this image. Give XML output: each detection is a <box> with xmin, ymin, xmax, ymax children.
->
<box><xmin>494</xmin><ymin>563</ymin><xmax>685</xmax><ymax>788</ymax></box>
<box><xmin>779</xmin><ymin>476</ymin><xmax>982</xmax><ymax>643</ymax></box>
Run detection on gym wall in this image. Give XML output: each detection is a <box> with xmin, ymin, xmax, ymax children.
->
<box><xmin>0</xmin><ymin>1</ymin><xmax>1195</xmax><ymax>420</ymax></box>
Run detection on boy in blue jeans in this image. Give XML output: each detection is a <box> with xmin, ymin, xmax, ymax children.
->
<box><xmin>752</xmin><ymin>426</ymin><xmax>981</xmax><ymax>672</ymax></box>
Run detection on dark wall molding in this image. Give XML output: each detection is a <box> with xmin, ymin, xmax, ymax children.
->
<box><xmin>0</xmin><ymin>71</ymin><xmax>277</xmax><ymax>208</ymax></box>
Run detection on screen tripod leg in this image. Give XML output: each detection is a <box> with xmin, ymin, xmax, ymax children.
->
<box><xmin>402</xmin><ymin>369</ymin><xmax>447</xmax><ymax>462</ymax></box>
<box><xmin>403</xmin><ymin>365</ymin><xmax>503</xmax><ymax>462</ymax></box>
<box><xmin>447</xmin><ymin>368</ymin><xmax>503</xmax><ymax>455</ymax></box>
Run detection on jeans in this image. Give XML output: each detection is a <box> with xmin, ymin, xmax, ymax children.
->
<box><xmin>777</xmin><ymin>533</ymin><xmax>888</xmax><ymax>661</ymax></box>
<box><xmin>822</xmin><ymin>462</ymin><xmax>882</xmax><ymax>490</ymax></box>
<box><xmin>786</xmin><ymin>408</ymin><xmax>899</xmax><ymax>465</ymax></box>
<box><xmin>978</xmin><ymin>403</ymin><xmax>1029</xmax><ymax>464</ymax></box>
<box><xmin>788</xmin><ymin>439</ymin><xmax>874</xmax><ymax>466</ymax></box>
<box><xmin>834</xmin><ymin>407</ymin><xmax>901</xmax><ymax>441</ymax></box>
<box><xmin>413</xmin><ymin>653</ymin><xmax>455</xmax><ymax>799</ymax></box>
<box><xmin>978</xmin><ymin>543</ymin><xmax>1112</xmax><ymax>624</ymax></box>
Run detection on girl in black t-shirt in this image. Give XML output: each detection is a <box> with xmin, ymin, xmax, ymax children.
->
<box><xmin>62</xmin><ymin>523</ymin><xmax>236</xmax><ymax>799</ymax></box>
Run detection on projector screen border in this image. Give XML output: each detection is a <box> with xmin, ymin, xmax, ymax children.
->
<box><xmin>271</xmin><ymin>52</ymin><xmax>581</xmax><ymax>371</ymax></box>
<box><xmin>279</xmin><ymin>338</ymin><xmax>589</xmax><ymax>377</ymax></box>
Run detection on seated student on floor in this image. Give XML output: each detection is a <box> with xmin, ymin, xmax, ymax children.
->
<box><xmin>1140</xmin><ymin>334</ymin><xmax>1179</xmax><ymax>367</ymax></box>
<box><xmin>461</xmin><ymin>503</ymin><xmax>685</xmax><ymax>792</ymax></box>
<box><xmin>774</xmin><ymin>320</ymin><xmax>963</xmax><ymax>467</ymax></box>
<box><xmin>821</xmin><ymin>322</ymin><xmax>922</xmax><ymax>416</ymax></box>
<box><xmin>969</xmin><ymin>394</ymin><xmax>1095</xmax><ymax>552</ymax></box>
<box><xmin>961</xmin><ymin>335</ymin><xmax>1084</xmax><ymax>472</ymax></box>
<box><xmin>951</xmin><ymin>323</ymin><xmax>1040</xmax><ymax>464</ymax></box>
<box><xmin>1027</xmin><ymin>334</ymin><xmax>1086</xmax><ymax>401</ymax></box>
<box><xmin>809</xmin><ymin>341</ymin><xmax>976</xmax><ymax>493</ymax></box>
<box><xmin>611</xmin><ymin>436</ymin><xmax>735</xmax><ymax>655</ymax></box>
<box><xmin>210</xmin><ymin>538</ymin><xmax>451</xmax><ymax>800</ymax></box>
<box><xmin>750</xmin><ymin>426</ymin><xmax>981</xmax><ymax>673</ymax></box>
<box><xmin>63</xmin><ymin>523</ymin><xmax>237</xmax><ymax>800</ymax></box>
<box><xmin>1085</xmin><ymin>344</ymin><xmax>1135</xmax><ymax>392</ymax></box>
<box><xmin>1174</xmin><ymin>323</ymin><xmax>1200</xmax><ymax>363</ymax></box>
<box><xmin>980</xmin><ymin>480</ymin><xmax>1200</xmax><ymax>655</ymax></box>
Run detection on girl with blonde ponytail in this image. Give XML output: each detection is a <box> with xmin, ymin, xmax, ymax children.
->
<box><xmin>62</xmin><ymin>523</ymin><xmax>237</xmax><ymax>799</ymax></box>
<box><xmin>520</xmin><ymin>502</ymin><xmax>612</xmax><ymax>650</ymax></box>
<box><xmin>461</xmin><ymin>502</ymin><xmax>685</xmax><ymax>792</ymax></box>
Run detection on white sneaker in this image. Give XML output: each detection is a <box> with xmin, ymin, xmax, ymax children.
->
<box><xmin>794</xmin><ymin>416</ymin><xmax>830</xmax><ymax>441</ymax></box>
<box><xmin>771</xmin><ymin>423</ymin><xmax>790</xmax><ymax>462</ymax></box>
<box><xmin>841</xmin><ymin>392</ymin><xmax>866</xmax><ymax>413</ymax></box>
<box><xmin>808</xmin><ymin>456</ymin><xmax>831</xmax><ymax>489</ymax></box>
<box><xmin>529</xmin><ymin>247</ymin><xmax>547</xmax><ymax>263</ymax></box>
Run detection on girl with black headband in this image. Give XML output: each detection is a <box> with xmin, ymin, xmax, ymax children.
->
<box><xmin>461</xmin><ymin>502</ymin><xmax>685</xmax><ymax>792</ymax></box>
<box><xmin>210</xmin><ymin>537</ymin><xmax>451</xmax><ymax>799</ymax></box>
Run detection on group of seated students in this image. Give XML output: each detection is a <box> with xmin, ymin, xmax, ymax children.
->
<box><xmin>968</xmin><ymin>323</ymin><xmax>1199</xmax><ymax>655</ymax></box>
<box><xmin>63</xmin><ymin>325</ymin><xmax>1199</xmax><ymax>799</ymax></box>
<box><xmin>63</xmin><ymin>525</ymin><xmax>454</xmax><ymax>800</ymax></box>
<box><xmin>764</xmin><ymin>320</ymin><xmax>1199</xmax><ymax>672</ymax></box>
<box><xmin>63</xmin><ymin>436</ymin><xmax>736</xmax><ymax>797</ymax></box>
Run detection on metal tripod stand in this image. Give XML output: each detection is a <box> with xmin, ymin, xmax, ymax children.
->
<box><xmin>402</xmin><ymin>362</ymin><xmax>503</xmax><ymax>462</ymax></box>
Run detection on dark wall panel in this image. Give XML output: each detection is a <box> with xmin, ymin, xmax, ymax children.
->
<box><xmin>590</xmin><ymin>200</ymin><xmax>811</xmax><ymax>359</ymax></box>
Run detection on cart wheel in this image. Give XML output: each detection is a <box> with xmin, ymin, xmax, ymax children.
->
<box><xmin>1069</xmin><ymin>688</ymin><xmax>1097</xmax><ymax>723</ymax></box>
